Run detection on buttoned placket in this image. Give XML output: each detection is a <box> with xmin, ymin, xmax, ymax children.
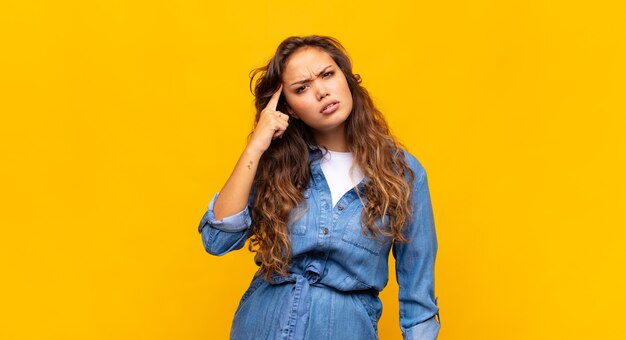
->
<box><xmin>315</xmin><ymin>170</ymin><xmax>332</xmax><ymax>253</ymax></box>
<box><xmin>309</xmin><ymin>155</ymin><xmax>366</xmax><ymax>256</ymax></box>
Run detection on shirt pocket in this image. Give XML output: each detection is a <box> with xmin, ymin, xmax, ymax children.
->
<box><xmin>341</xmin><ymin>212</ymin><xmax>391</xmax><ymax>255</ymax></box>
<box><xmin>287</xmin><ymin>187</ymin><xmax>312</xmax><ymax>236</ymax></box>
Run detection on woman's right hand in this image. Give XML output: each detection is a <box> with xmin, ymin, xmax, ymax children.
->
<box><xmin>247</xmin><ymin>85</ymin><xmax>290</xmax><ymax>154</ymax></box>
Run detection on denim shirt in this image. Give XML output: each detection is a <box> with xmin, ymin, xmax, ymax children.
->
<box><xmin>198</xmin><ymin>147</ymin><xmax>440</xmax><ymax>340</ymax></box>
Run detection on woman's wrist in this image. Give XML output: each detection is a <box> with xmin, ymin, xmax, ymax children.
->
<box><xmin>243</xmin><ymin>143</ymin><xmax>265</xmax><ymax>160</ymax></box>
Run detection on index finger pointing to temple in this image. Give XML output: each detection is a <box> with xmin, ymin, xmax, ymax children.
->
<box><xmin>266</xmin><ymin>85</ymin><xmax>283</xmax><ymax>111</ymax></box>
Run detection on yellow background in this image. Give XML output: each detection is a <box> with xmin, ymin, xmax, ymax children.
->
<box><xmin>1</xmin><ymin>0</ymin><xmax>624</xmax><ymax>339</ymax></box>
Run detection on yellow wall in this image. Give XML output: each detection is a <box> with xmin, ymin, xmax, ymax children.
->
<box><xmin>1</xmin><ymin>0</ymin><xmax>624</xmax><ymax>339</ymax></box>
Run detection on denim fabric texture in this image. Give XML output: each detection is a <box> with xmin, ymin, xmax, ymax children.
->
<box><xmin>198</xmin><ymin>146</ymin><xmax>440</xmax><ymax>340</ymax></box>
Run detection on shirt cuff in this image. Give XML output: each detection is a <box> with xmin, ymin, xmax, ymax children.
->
<box><xmin>402</xmin><ymin>314</ymin><xmax>441</xmax><ymax>340</ymax></box>
<box><xmin>197</xmin><ymin>192</ymin><xmax>252</xmax><ymax>233</ymax></box>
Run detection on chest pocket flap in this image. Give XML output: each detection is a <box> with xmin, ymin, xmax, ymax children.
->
<box><xmin>341</xmin><ymin>213</ymin><xmax>391</xmax><ymax>255</ymax></box>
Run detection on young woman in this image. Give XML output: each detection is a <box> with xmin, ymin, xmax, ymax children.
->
<box><xmin>198</xmin><ymin>35</ymin><xmax>440</xmax><ymax>340</ymax></box>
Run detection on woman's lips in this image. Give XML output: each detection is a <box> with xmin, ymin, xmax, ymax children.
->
<box><xmin>320</xmin><ymin>101</ymin><xmax>340</xmax><ymax>114</ymax></box>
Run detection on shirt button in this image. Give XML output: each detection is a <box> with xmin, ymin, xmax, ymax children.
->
<box><xmin>323</xmin><ymin>228</ymin><xmax>329</xmax><ymax>235</ymax></box>
<box><xmin>338</xmin><ymin>205</ymin><xmax>344</xmax><ymax>211</ymax></box>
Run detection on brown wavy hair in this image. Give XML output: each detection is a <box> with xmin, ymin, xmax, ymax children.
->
<box><xmin>247</xmin><ymin>35</ymin><xmax>416</xmax><ymax>280</ymax></box>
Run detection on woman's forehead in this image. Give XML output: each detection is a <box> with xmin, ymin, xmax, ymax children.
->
<box><xmin>283</xmin><ymin>48</ymin><xmax>337</xmax><ymax>78</ymax></box>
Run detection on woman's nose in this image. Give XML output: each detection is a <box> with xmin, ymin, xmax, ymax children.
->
<box><xmin>316</xmin><ymin>84</ymin><xmax>329</xmax><ymax>100</ymax></box>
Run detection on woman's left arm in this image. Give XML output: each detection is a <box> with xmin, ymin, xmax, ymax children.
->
<box><xmin>393</xmin><ymin>156</ymin><xmax>441</xmax><ymax>340</ymax></box>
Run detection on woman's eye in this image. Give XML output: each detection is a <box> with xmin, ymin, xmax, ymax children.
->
<box><xmin>296</xmin><ymin>85</ymin><xmax>307</xmax><ymax>93</ymax></box>
<box><xmin>323</xmin><ymin>71</ymin><xmax>334</xmax><ymax>78</ymax></box>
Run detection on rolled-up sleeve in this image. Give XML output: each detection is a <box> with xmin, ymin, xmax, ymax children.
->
<box><xmin>198</xmin><ymin>191</ymin><xmax>254</xmax><ymax>256</ymax></box>
<box><xmin>393</xmin><ymin>158</ymin><xmax>441</xmax><ymax>340</ymax></box>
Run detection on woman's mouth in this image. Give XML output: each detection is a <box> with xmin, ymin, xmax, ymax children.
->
<box><xmin>320</xmin><ymin>101</ymin><xmax>340</xmax><ymax>114</ymax></box>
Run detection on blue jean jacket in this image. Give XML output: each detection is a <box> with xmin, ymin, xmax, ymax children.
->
<box><xmin>198</xmin><ymin>147</ymin><xmax>440</xmax><ymax>340</ymax></box>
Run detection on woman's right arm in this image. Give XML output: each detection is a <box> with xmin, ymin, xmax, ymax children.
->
<box><xmin>198</xmin><ymin>85</ymin><xmax>290</xmax><ymax>256</ymax></box>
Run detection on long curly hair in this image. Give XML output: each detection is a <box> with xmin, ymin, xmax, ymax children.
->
<box><xmin>247</xmin><ymin>35</ymin><xmax>416</xmax><ymax>280</ymax></box>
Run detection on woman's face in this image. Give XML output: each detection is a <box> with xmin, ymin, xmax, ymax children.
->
<box><xmin>281</xmin><ymin>47</ymin><xmax>353</xmax><ymax>136</ymax></box>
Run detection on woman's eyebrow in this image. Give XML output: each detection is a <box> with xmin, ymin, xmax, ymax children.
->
<box><xmin>290</xmin><ymin>65</ymin><xmax>333</xmax><ymax>86</ymax></box>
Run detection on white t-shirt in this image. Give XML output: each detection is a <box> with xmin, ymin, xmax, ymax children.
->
<box><xmin>320</xmin><ymin>150</ymin><xmax>365</xmax><ymax>208</ymax></box>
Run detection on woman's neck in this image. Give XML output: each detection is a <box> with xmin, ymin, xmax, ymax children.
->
<box><xmin>311</xmin><ymin>124</ymin><xmax>349</xmax><ymax>152</ymax></box>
